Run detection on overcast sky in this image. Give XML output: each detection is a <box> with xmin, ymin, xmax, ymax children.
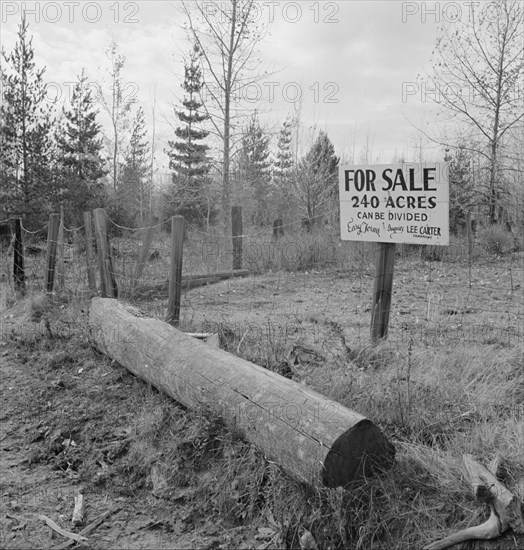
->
<box><xmin>0</xmin><ymin>0</ymin><xmax>470</xmax><ymax>172</ymax></box>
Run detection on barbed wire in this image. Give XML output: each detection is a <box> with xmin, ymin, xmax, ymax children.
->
<box><xmin>1</xmin><ymin>214</ymin><xmax>522</xmax><ymax>354</ymax></box>
<box><xmin>62</xmin><ymin>223</ymin><xmax>85</xmax><ymax>233</ymax></box>
<box><xmin>104</xmin><ymin>214</ymin><xmax>166</xmax><ymax>233</ymax></box>
<box><xmin>20</xmin><ymin>221</ymin><xmax>48</xmax><ymax>235</ymax></box>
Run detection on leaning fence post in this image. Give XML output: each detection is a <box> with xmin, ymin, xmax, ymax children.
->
<box><xmin>232</xmin><ymin>206</ymin><xmax>243</xmax><ymax>270</ymax></box>
<box><xmin>83</xmin><ymin>211</ymin><xmax>97</xmax><ymax>293</ymax></box>
<box><xmin>93</xmin><ymin>208</ymin><xmax>118</xmax><ymax>298</ymax></box>
<box><xmin>44</xmin><ymin>213</ymin><xmax>60</xmax><ymax>293</ymax></box>
<box><xmin>166</xmin><ymin>216</ymin><xmax>185</xmax><ymax>326</ymax></box>
<box><xmin>13</xmin><ymin>218</ymin><xmax>25</xmax><ymax>293</ymax></box>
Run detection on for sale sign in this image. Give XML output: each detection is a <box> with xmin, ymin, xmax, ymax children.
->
<box><xmin>339</xmin><ymin>163</ymin><xmax>449</xmax><ymax>245</ymax></box>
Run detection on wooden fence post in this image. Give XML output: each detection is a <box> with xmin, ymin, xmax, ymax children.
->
<box><xmin>83</xmin><ymin>211</ymin><xmax>97</xmax><ymax>293</ymax></box>
<box><xmin>13</xmin><ymin>218</ymin><xmax>25</xmax><ymax>293</ymax></box>
<box><xmin>273</xmin><ymin>219</ymin><xmax>284</xmax><ymax>240</ymax></box>
<box><xmin>166</xmin><ymin>216</ymin><xmax>185</xmax><ymax>326</ymax></box>
<box><xmin>57</xmin><ymin>203</ymin><xmax>65</xmax><ymax>289</ymax></box>
<box><xmin>93</xmin><ymin>208</ymin><xmax>118</xmax><ymax>298</ymax></box>
<box><xmin>232</xmin><ymin>206</ymin><xmax>243</xmax><ymax>270</ymax></box>
<box><xmin>134</xmin><ymin>225</ymin><xmax>155</xmax><ymax>284</ymax></box>
<box><xmin>44</xmin><ymin>214</ymin><xmax>60</xmax><ymax>292</ymax></box>
<box><xmin>370</xmin><ymin>242</ymin><xmax>396</xmax><ymax>343</ymax></box>
<box><xmin>466</xmin><ymin>211</ymin><xmax>474</xmax><ymax>259</ymax></box>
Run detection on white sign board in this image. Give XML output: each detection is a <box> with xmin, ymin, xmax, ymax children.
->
<box><xmin>339</xmin><ymin>163</ymin><xmax>449</xmax><ymax>245</ymax></box>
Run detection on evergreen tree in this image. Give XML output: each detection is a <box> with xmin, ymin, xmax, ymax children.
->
<box><xmin>56</xmin><ymin>69</ymin><xmax>107</xmax><ymax>226</ymax></box>
<box><xmin>120</xmin><ymin>107</ymin><xmax>150</xmax><ymax>226</ymax></box>
<box><xmin>294</xmin><ymin>130</ymin><xmax>339</xmax><ymax>229</ymax></box>
<box><xmin>271</xmin><ymin>115</ymin><xmax>295</xmax><ymax>221</ymax></box>
<box><xmin>166</xmin><ymin>44</ymin><xmax>210</xmax><ymax>224</ymax></box>
<box><xmin>236</xmin><ymin>112</ymin><xmax>271</xmax><ymax>226</ymax></box>
<box><xmin>0</xmin><ymin>15</ymin><xmax>54</xmax><ymax>227</ymax></box>
<box><xmin>273</xmin><ymin>116</ymin><xmax>294</xmax><ymax>183</ymax></box>
<box><xmin>445</xmin><ymin>144</ymin><xmax>475</xmax><ymax>233</ymax></box>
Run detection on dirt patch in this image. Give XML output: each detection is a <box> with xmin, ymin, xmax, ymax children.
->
<box><xmin>0</xmin><ymin>299</ymin><xmax>269</xmax><ymax>549</ymax></box>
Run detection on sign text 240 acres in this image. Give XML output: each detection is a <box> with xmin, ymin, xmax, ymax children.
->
<box><xmin>338</xmin><ymin>163</ymin><xmax>449</xmax><ymax>245</ymax></box>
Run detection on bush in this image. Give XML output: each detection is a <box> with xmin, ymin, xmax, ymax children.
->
<box><xmin>478</xmin><ymin>224</ymin><xmax>515</xmax><ymax>255</ymax></box>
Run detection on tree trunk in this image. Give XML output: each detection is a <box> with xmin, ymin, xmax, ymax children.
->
<box><xmin>89</xmin><ymin>298</ymin><xmax>395</xmax><ymax>489</ymax></box>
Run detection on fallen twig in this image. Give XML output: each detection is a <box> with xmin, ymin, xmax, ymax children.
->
<box><xmin>51</xmin><ymin>509</ymin><xmax>119</xmax><ymax>550</ymax></box>
<box><xmin>38</xmin><ymin>515</ymin><xmax>87</xmax><ymax>543</ymax></box>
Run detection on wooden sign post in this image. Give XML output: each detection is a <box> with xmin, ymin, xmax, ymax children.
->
<box><xmin>339</xmin><ymin>163</ymin><xmax>449</xmax><ymax>343</ymax></box>
<box><xmin>370</xmin><ymin>242</ymin><xmax>396</xmax><ymax>342</ymax></box>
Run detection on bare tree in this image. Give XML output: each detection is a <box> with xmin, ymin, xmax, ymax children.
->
<box><xmin>181</xmin><ymin>0</ymin><xmax>266</xmax><ymax>235</ymax></box>
<box><xmin>149</xmin><ymin>80</ymin><xmax>158</xmax><ymax>223</ymax></box>
<box><xmin>103</xmin><ymin>41</ymin><xmax>134</xmax><ymax>212</ymax></box>
<box><xmin>424</xmin><ymin>0</ymin><xmax>524</xmax><ymax>224</ymax></box>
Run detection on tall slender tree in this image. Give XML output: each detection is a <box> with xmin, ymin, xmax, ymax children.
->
<box><xmin>56</xmin><ymin>69</ymin><xmax>107</xmax><ymax>226</ymax></box>
<box><xmin>235</xmin><ymin>111</ymin><xmax>271</xmax><ymax>226</ymax></box>
<box><xmin>182</xmin><ymin>0</ymin><xmax>266</xmax><ymax>235</ymax></box>
<box><xmin>104</xmin><ymin>41</ymin><xmax>134</xmax><ymax>214</ymax></box>
<box><xmin>271</xmin><ymin>115</ymin><xmax>295</xmax><ymax>221</ymax></box>
<box><xmin>166</xmin><ymin>44</ymin><xmax>211</xmax><ymax>225</ymax></box>
<box><xmin>0</xmin><ymin>15</ymin><xmax>54</xmax><ymax>226</ymax></box>
<box><xmin>120</xmin><ymin>106</ymin><xmax>150</xmax><ymax>226</ymax></box>
<box><xmin>445</xmin><ymin>143</ymin><xmax>475</xmax><ymax>233</ymax></box>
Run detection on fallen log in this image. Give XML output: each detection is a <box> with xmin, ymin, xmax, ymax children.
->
<box><xmin>185</xmin><ymin>269</ymin><xmax>250</xmax><ymax>282</ymax></box>
<box><xmin>137</xmin><ymin>269</ymin><xmax>250</xmax><ymax>294</ymax></box>
<box><xmin>89</xmin><ymin>298</ymin><xmax>395</xmax><ymax>489</ymax></box>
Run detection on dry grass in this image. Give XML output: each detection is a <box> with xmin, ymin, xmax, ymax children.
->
<box><xmin>1</xmin><ymin>225</ymin><xmax>522</xmax><ymax>549</ymax></box>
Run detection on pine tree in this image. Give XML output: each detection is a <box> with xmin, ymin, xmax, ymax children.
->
<box><xmin>273</xmin><ymin>116</ymin><xmax>294</xmax><ymax>183</ymax></box>
<box><xmin>271</xmin><ymin>115</ymin><xmax>295</xmax><ymax>221</ymax></box>
<box><xmin>294</xmin><ymin>130</ymin><xmax>339</xmax><ymax>229</ymax></box>
<box><xmin>0</xmin><ymin>15</ymin><xmax>54</xmax><ymax>227</ymax></box>
<box><xmin>445</xmin><ymin>144</ymin><xmax>475</xmax><ymax>233</ymax></box>
<box><xmin>235</xmin><ymin>111</ymin><xmax>271</xmax><ymax>226</ymax></box>
<box><xmin>56</xmin><ymin>69</ymin><xmax>107</xmax><ymax>226</ymax></box>
<box><xmin>166</xmin><ymin>44</ymin><xmax>210</xmax><ymax>224</ymax></box>
<box><xmin>120</xmin><ymin>107</ymin><xmax>150</xmax><ymax>226</ymax></box>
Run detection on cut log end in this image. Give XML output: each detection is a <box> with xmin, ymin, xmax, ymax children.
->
<box><xmin>322</xmin><ymin>419</ymin><xmax>396</xmax><ymax>488</ymax></box>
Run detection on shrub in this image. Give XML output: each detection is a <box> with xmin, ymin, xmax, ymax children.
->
<box><xmin>478</xmin><ymin>224</ymin><xmax>515</xmax><ymax>255</ymax></box>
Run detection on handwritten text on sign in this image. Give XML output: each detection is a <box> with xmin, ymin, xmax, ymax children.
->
<box><xmin>338</xmin><ymin>163</ymin><xmax>449</xmax><ymax>245</ymax></box>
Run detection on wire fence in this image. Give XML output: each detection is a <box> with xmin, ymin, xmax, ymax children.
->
<box><xmin>0</xmin><ymin>212</ymin><xmax>522</xmax><ymax>355</ymax></box>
